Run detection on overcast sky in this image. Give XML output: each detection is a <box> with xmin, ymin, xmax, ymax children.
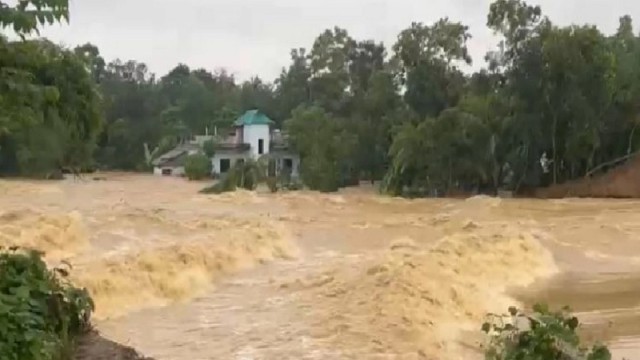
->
<box><xmin>39</xmin><ymin>0</ymin><xmax>639</xmax><ymax>82</ymax></box>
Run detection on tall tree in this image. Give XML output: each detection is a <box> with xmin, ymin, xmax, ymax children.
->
<box><xmin>285</xmin><ymin>106</ymin><xmax>355</xmax><ymax>191</ymax></box>
<box><xmin>308</xmin><ymin>27</ymin><xmax>355</xmax><ymax>114</ymax></box>
<box><xmin>393</xmin><ymin>19</ymin><xmax>472</xmax><ymax>118</ymax></box>
<box><xmin>1</xmin><ymin>0</ymin><xmax>104</xmax><ymax>177</ymax></box>
<box><xmin>274</xmin><ymin>48</ymin><xmax>311</xmax><ymax>121</ymax></box>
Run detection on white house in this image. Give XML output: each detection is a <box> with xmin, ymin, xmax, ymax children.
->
<box><xmin>151</xmin><ymin>143</ymin><xmax>200</xmax><ymax>176</ymax></box>
<box><xmin>153</xmin><ymin>110</ymin><xmax>300</xmax><ymax>178</ymax></box>
<box><xmin>211</xmin><ymin>110</ymin><xmax>300</xmax><ymax>178</ymax></box>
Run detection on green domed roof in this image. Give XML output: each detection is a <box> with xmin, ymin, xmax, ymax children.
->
<box><xmin>233</xmin><ymin>110</ymin><xmax>274</xmax><ymax>126</ymax></box>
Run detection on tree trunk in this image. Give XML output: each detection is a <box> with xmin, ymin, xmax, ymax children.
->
<box><xmin>546</xmin><ymin>94</ymin><xmax>559</xmax><ymax>185</ymax></box>
<box><xmin>585</xmin><ymin>146</ymin><xmax>597</xmax><ymax>177</ymax></box>
<box><xmin>627</xmin><ymin>123</ymin><xmax>638</xmax><ymax>155</ymax></box>
<box><xmin>514</xmin><ymin>145</ymin><xmax>529</xmax><ymax>194</ymax></box>
<box><xmin>552</xmin><ymin>114</ymin><xmax>558</xmax><ymax>185</ymax></box>
<box><xmin>493</xmin><ymin>164</ymin><xmax>502</xmax><ymax>195</ymax></box>
<box><xmin>447</xmin><ymin>158</ymin><xmax>453</xmax><ymax>193</ymax></box>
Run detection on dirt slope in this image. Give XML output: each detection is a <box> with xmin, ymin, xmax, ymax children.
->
<box><xmin>536</xmin><ymin>156</ymin><xmax>640</xmax><ymax>198</ymax></box>
<box><xmin>74</xmin><ymin>331</ymin><xmax>154</xmax><ymax>360</ymax></box>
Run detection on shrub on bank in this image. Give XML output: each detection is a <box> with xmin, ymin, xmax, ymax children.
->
<box><xmin>482</xmin><ymin>304</ymin><xmax>613</xmax><ymax>360</ymax></box>
<box><xmin>0</xmin><ymin>248</ymin><xmax>94</xmax><ymax>360</ymax></box>
<box><xmin>184</xmin><ymin>154</ymin><xmax>212</xmax><ymax>180</ymax></box>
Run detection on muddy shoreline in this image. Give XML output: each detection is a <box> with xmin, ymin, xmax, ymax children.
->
<box><xmin>75</xmin><ymin>331</ymin><xmax>155</xmax><ymax>360</ymax></box>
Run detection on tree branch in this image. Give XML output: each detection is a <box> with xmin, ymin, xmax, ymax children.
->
<box><xmin>585</xmin><ymin>151</ymin><xmax>640</xmax><ymax>178</ymax></box>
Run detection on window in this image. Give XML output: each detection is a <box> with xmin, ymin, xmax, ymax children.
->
<box><xmin>161</xmin><ymin>168</ymin><xmax>172</xmax><ymax>176</ymax></box>
<box><xmin>220</xmin><ymin>159</ymin><xmax>231</xmax><ymax>173</ymax></box>
<box><xmin>258</xmin><ymin>139</ymin><xmax>264</xmax><ymax>155</ymax></box>
<box><xmin>284</xmin><ymin>158</ymin><xmax>293</xmax><ymax>170</ymax></box>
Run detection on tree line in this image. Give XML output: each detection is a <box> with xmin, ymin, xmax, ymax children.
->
<box><xmin>2</xmin><ymin>0</ymin><xmax>640</xmax><ymax>196</ymax></box>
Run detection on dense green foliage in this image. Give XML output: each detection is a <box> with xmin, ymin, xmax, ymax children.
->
<box><xmin>285</xmin><ymin>106</ymin><xmax>355</xmax><ymax>192</ymax></box>
<box><xmin>483</xmin><ymin>305</ymin><xmax>612</xmax><ymax>360</ymax></box>
<box><xmin>0</xmin><ymin>248</ymin><xmax>94</xmax><ymax>360</ymax></box>
<box><xmin>184</xmin><ymin>153</ymin><xmax>211</xmax><ymax>180</ymax></box>
<box><xmin>0</xmin><ymin>0</ymin><xmax>102</xmax><ymax>178</ymax></box>
<box><xmin>202</xmin><ymin>139</ymin><xmax>216</xmax><ymax>158</ymax></box>
<box><xmin>0</xmin><ymin>0</ymin><xmax>69</xmax><ymax>36</ymax></box>
<box><xmin>69</xmin><ymin>0</ymin><xmax>640</xmax><ymax>196</ymax></box>
<box><xmin>4</xmin><ymin>0</ymin><xmax>640</xmax><ymax>197</ymax></box>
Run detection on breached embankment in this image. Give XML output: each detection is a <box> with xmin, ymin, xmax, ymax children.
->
<box><xmin>282</xmin><ymin>197</ymin><xmax>559</xmax><ymax>358</ymax></box>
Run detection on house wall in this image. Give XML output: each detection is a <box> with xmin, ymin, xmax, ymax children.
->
<box><xmin>271</xmin><ymin>151</ymin><xmax>301</xmax><ymax>178</ymax></box>
<box><xmin>192</xmin><ymin>135</ymin><xmax>214</xmax><ymax>146</ymax></box>
<box><xmin>173</xmin><ymin>167</ymin><xmax>186</xmax><ymax>176</ymax></box>
<box><xmin>153</xmin><ymin>166</ymin><xmax>185</xmax><ymax>176</ymax></box>
<box><xmin>211</xmin><ymin>150</ymin><xmax>300</xmax><ymax>178</ymax></box>
<box><xmin>211</xmin><ymin>151</ymin><xmax>249</xmax><ymax>175</ymax></box>
<box><xmin>234</xmin><ymin>127</ymin><xmax>244</xmax><ymax>144</ymax></box>
<box><xmin>243</xmin><ymin>124</ymin><xmax>270</xmax><ymax>158</ymax></box>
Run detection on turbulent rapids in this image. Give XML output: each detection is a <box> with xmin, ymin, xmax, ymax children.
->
<box><xmin>1</xmin><ymin>174</ymin><xmax>639</xmax><ymax>359</ymax></box>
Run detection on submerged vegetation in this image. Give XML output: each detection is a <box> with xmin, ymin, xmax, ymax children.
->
<box><xmin>200</xmin><ymin>156</ymin><xmax>302</xmax><ymax>194</ymax></box>
<box><xmin>200</xmin><ymin>158</ymin><xmax>266</xmax><ymax>194</ymax></box>
<box><xmin>184</xmin><ymin>153</ymin><xmax>211</xmax><ymax>180</ymax></box>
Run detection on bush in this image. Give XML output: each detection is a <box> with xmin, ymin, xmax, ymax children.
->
<box><xmin>482</xmin><ymin>304</ymin><xmax>612</xmax><ymax>360</ymax></box>
<box><xmin>285</xmin><ymin>180</ymin><xmax>304</xmax><ymax>191</ymax></box>
<box><xmin>266</xmin><ymin>176</ymin><xmax>278</xmax><ymax>193</ymax></box>
<box><xmin>184</xmin><ymin>153</ymin><xmax>212</xmax><ymax>180</ymax></box>
<box><xmin>202</xmin><ymin>139</ymin><xmax>216</xmax><ymax>158</ymax></box>
<box><xmin>200</xmin><ymin>159</ymin><xmax>305</xmax><ymax>194</ymax></box>
<box><xmin>200</xmin><ymin>159</ymin><xmax>265</xmax><ymax>194</ymax></box>
<box><xmin>0</xmin><ymin>248</ymin><xmax>94</xmax><ymax>360</ymax></box>
<box><xmin>200</xmin><ymin>179</ymin><xmax>235</xmax><ymax>194</ymax></box>
<box><xmin>276</xmin><ymin>170</ymin><xmax>303</xmax><ymax>192</ymax></box>
<box><xmin>298</xmin><ymin>153</ymin><xmax>342</xmax><ymax>193</ymax></box>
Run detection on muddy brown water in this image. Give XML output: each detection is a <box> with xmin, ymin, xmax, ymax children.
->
<box><xmin>1</xmin><ymin>174</ymin><xmax>639</xmax><ymax>359</ymax></box>
<box><xmin>516</xmin><ymin>273</ymin><xmax>640</xmax><ymax>359</ymax></box>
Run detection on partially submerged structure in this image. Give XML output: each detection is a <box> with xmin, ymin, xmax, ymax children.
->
<box><xmin>151</xmin><ymin>143</ymin><xmax>200</xmax><ymax>176</ymax></box>
<box><xmin>153</xmin><ymin>110</ymin><xmax>300</xmax><ymax>178</ymax></box>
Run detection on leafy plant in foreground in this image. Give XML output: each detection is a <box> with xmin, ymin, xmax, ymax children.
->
<box><xmin>482</xmin><ymin>304</ymin><xmax>613</xmax><ymax>360</ymax></box>
<box><xmin>0</xmin><ymin>247</ymin><xmax>94</xmax><ymax>360</ymax></box>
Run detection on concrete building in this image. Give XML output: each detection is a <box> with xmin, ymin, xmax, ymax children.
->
<box><xmin>151</xmin><ymin>143</ymin><xmax>200</xmax><ymax>176</ymax></box>
<box><xmin>153</xmin><ymin>110</ymin><xmax>300</xmax><ymax>178</ymax></box>
<box><xmin>211</xmin><ymin>110</ymin><xmax>300</xmax><ymax>178</ymax></box>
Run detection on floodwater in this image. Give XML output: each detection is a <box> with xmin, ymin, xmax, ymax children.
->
<box><xmin>1</xmin><ymin>173</ymin><xmax>639</xmax><ymax>359</ymax></box>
